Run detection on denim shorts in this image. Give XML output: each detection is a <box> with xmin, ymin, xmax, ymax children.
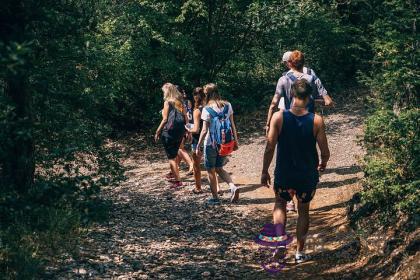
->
<box><xmin>204</xmin><ymin>145</ymin><xmax>227</xmax><ymax>169</ymax></box>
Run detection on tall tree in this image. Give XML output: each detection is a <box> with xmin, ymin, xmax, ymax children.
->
<box><xmin>0</xmin><ymin>0</ymin><xmax>35</xmax><ymax>193</ymax></box>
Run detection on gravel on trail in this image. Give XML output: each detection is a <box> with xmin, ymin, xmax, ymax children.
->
<box><xmin>51</xmin><ymin>102</ymin><xmax>368</xmax><ymax>279</ymax></box>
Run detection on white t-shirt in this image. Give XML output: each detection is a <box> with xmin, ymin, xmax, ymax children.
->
<box><xmin>201</xmin><ymin>102</ymin><xmax>234</xmax><ymax>146</ymax></box>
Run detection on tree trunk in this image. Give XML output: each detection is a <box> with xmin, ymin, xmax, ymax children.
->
<box><xmin>3</xmin><ymin>74</ymin><xmax>35</xmax><ymax>193</ymax></box>
<box><xmin>1</xmin><ymin>1</ymin><xmax>35</xmax><ymax>193</ymax></box>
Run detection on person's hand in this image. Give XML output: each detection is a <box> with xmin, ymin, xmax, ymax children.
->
<box><xmin>195</xmin><ymin>147</ymin><xmax>202</xmax><ymax>157</ymax></box>
<box><xmin>261</xmin><ymin>171</ymin><xmax>271</xmax><ymax>188</ymax></box>
<box><xmin>234</xmin><ymin>141</ymin><xmax>239</xmax><ymax>151</ymax></box>
<box><xmin>154</xmin><ymin>131</ymin><xmax>160</xmax><ymax>143</ymax></box>
<box><xmin>323</xmin><ymin>96</ymin><xmax>335</xmax><ymax>107</ymax></box>
<box><xmin>318</xmin><ymin>162</ymin><xmax>327</xmax><ymax>172</ymax></box>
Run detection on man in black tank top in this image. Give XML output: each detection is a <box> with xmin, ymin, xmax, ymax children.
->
<box><xmin>261</xmin><ymin>79</ymin><xmax>330</xmax><ymax>263</ymax></box>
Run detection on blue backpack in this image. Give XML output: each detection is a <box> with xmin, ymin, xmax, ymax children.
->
<box><xmin>206</xmin><ymin>105</ymin><xmax>233</xmax><ymax>147</ymax></box>
<box><xmin>285</xmin><ymin>72</ymin><xmax>317</xmax><ymax>113</ymax></box>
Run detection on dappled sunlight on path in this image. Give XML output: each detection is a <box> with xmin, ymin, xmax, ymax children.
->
<box><xmin>51</xmin><ymin>103</ymin><xmax>367</xmax><ymax>279</ymax></box>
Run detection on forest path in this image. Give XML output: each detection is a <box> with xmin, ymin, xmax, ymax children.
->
<box><xmin>55</xmin><ymin>101</ymin><xmax>367</xmax><ymax>279</ymax></box>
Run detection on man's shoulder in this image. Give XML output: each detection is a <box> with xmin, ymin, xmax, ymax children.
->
<box><xmin>313</xmin><ymin>113</ymin><xmax>324</xmax><ymax>126</ymax></box>
<box><xmin>273</xmin><ymin>110</ymin><xmax>284</xmax><ymax>120</ymax></box>
<box><xmin>277</xmin><ymin>74</ymin><xmax>289</xmax><ymax>84</ymax></box>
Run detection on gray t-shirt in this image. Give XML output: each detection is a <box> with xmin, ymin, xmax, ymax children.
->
<box><xmin>201</xmin><ymin>102</ymin><xmax>234</xmax><ymax>146</ymax></box>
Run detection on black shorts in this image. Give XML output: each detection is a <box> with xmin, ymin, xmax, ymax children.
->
<box><xmin>161</xmin><ymin>135</ymin><xmax>182</xmax><ymax>159</ymax></box>
<box><xmin>274</xmin><ymin>185</ymin><xmax>317</xmax><ymax>203</ymax></box>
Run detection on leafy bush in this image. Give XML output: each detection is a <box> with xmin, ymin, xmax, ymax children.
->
<box><xmin>359</xmin><ymin>110</ymin><xmax>419</xmax><ymax>227</ymax></box>
<box><xmin>347</xmin><ymin>0</ymin><xmax>419</xmax><ymax>231</ymax></box>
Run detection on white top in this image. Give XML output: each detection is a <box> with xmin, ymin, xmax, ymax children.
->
<box><xmin>201</xmin><ymin>102</ymin><xmax>234</xmax><ymax>146</ymax></box>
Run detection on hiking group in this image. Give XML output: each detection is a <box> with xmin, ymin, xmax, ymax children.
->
<box><xmin>155</xmin><ymin>82</ymin><xmax>240</xmax><ymax>205</ymax></box>
<box><xmin>155</xmin><ymin>50</ymin><xmax>332</xmax><ymax>263</ymax></box>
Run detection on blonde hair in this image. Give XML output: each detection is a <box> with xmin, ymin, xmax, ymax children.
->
<box><xmin>161</xmin><ymin>82</ymin><xmax>184</xmax><ymax>112</ymax></box>
<box><xmin>203</xmin><ymin>83</ymin><xmax>225</xmax><ymax>108</ymax></box>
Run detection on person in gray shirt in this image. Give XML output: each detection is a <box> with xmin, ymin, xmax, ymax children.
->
<box><xmin>265</xmin><ymin>50</ymin><xmax>333</xmax><ymax>213</ymax></box>
<box><xmin>266</xmin><ymin>50</ymin><xmax>334</xmax><ymax>135</ymax></box>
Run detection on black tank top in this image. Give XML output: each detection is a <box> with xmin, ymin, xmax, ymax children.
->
<box><xmin>274</xmin><ymin>110</ymin><xmax>319</xmax><ymax>190</ymax></box>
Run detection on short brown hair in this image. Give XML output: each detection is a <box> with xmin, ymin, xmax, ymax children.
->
<box><xmin>289</xmin><ymin>50</ymin><xmax>305</xmax><ymax>70</ymax></box>
<box><xmin>292</xmin><ymin>79</ymin><xmax>312</xmax><ymax>100</ymax></box>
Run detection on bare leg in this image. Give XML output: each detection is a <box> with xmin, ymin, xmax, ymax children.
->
<box><xmin>296</xmin><ymin>200</ymin><xmax>310</xmax><ymax>252</ymax></box>
<box><xmin>175</xmin><ymin>154</ymin><xmax>181</xmax><ymax>166</ymax></box>
<box><xmin>177</xmin><ymin>140</ymin><xmax>193</xmax><ymax>171</ymax></box>
<box><xmin>215</xmin><ymin>167</ymin><xmax>234</xmax><ymax>187</ymax></box>
<box><xmin>192</xmin><ymin>153</ymin><xmax>201</xmax><ymax>191</ymax></box>
<box><xmin>169</xmin><ymin>158</ymin><xmax>180</xmax><ymax>181</ymax></box>
<box><xmin>206</xmin><ymin>172</ymin><xmax>220</xmax><ymax>192</ymax></box>
<box><xmin>273</xmin><ymin>192</ymin><xmax>287</xmax><ymax>225</ymax></box>
<box><xmin>178</xmin><ymin>148</ymin><xmax>193</xmax><ymax>171</ymax></box>
<box><xmin>216</xmin><ymin>167</ymin><xmax>239</xmax><ymax>201</ymax></box>
<box><xmin>207</xmin><ymin>168</ymin><xmax>219</xmax><ymax>199</ymax></box>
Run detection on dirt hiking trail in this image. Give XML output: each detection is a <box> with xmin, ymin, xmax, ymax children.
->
<box><xmin>54</xmin><ymin>102</ymin><xmax>370</xmax><ymax>279</ymax></box>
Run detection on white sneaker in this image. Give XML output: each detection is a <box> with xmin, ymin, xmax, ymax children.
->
<box><xmin>295</xmin><ymin>252</ymin><xmax>310</xmax><ymax>264</ymax></box>
<box><xmin>230</xmin><ymin>186</ymin><xmax>239</xmax><ymax>203</ymax></box>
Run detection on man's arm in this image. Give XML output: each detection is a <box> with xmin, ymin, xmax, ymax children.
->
<box><xmin>265</xmin><ymin>78</ymin><xmax>285</xmax><ymax>135</ymax></box>
<box><xmin>261</xmin><ymin>111</ymin><xmax>283</xmax><ymax>186</ymax></box>
<box><xmin>314</xmin><ymin>114</ymin><xmax>330</xmax><ymax>171</ymax></box>
<box><xmin>311</xmin><ymin>69</ymin><xmax>334</xmax><ymax>106</ymax></box>
<box><xmin>266</xmin><ymin>93</ymin><xmax>280</xmax><ymax>130</ymax></box>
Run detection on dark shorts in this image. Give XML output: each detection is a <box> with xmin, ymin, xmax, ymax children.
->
<box><xmin>274</xmin><ymin>184</ymin><xmax>317</xmax><ymax>203</ymax></box>
<box><xmin>161</xmin><ymin>135</ymin><xmax>182</xmax><ymax>159</ymax></box>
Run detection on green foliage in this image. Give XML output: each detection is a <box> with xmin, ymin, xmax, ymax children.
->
<box><xmin>0</xmin><ymin>0</ymin><xmax>418</xmax><ymax>277</ymax></box>
<box><xmin>345</xmin><ymin>0</ymin><xmax>419</xmax><ymax>231</ymax></box>
<box><xmin>88</xmin><ymin>0</ymin><xmax>361</xmax><ymax>126</ymax></box>
<box><xmin>349</xmin><ymin>0</ymin><xmax>419</xmax><ymax>109</ymax></box>
<box><xmin>360</xmin><ymin>110</ymin><xmax>419</xmax><ymax>226</ymax></box>
<box><xmin>0</xmin><ymin>0</ymin><xmax>124</xmax><ymax>277</ymax></box>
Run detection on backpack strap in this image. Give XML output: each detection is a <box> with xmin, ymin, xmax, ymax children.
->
<box><xmin>205</xmin><ymin>107</ymin><xmax>218</xmax><ymax>118</ymax></box>
<box><xmin>284</xmin><ymin>72</ymin><xmax>297</xmax><ymax>109</ymax></box>
<box><xmin>205</xmin><ymin>106</ymin><xmax>221</xmax><ymax>148</ymax></box>
<box><xmin>222</xmin><ymin>104</ymin><xmax>229</xmax><ymax>118</ymax></box>
<box><xmin>206</xmin><ymin>106</ymin><xmax>228</xmax><ymax>119</ymax></box>
<box><xmin>286</xmin><ymin>72</ymin><xmax>297</xmax><ymax>82</ymax></box>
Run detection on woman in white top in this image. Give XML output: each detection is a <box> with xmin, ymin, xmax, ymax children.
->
<box><xmin>196</xmin><ymin>83</ymin><xmax>240</xmax><ymax>205</ymax></box>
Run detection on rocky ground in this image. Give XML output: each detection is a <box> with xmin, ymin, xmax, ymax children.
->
<box><xmin>51</xmin><ymin>101</ymin><xmax>377</xmax><ymax>279</ymax></box>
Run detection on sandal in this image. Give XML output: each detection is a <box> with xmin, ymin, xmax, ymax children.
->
<box><xmin>192</xmin><ymin>188</ymin><xmax>203</xmax><ymax>194</ymax></box>
<box><xmin>169</xmin><ymin>181</ymin><xmax>183</xmax><ymax>189</ymax></box>
<box><xmin>165</xmin><ymin>172</ymin><xmax>175</xmax><ymax>180</ymax></box>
